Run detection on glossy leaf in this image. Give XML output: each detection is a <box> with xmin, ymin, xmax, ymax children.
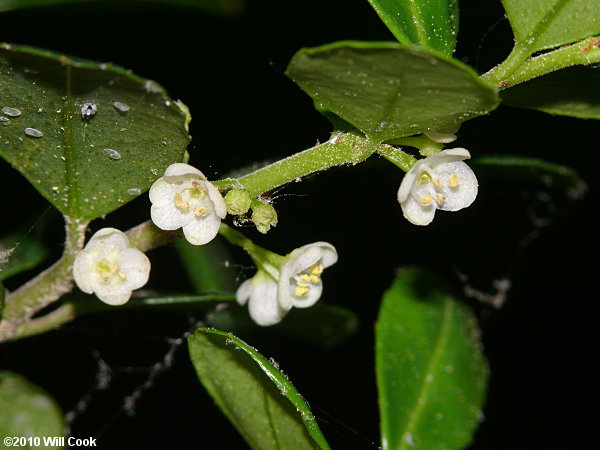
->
<box><xmin>376</xmin><ymin>267</ymin><xmax>487</xmax><ymax>450</ymax></box>
<box><xmin>313</xmin><ymin>100</ymin><xmax>356</xmax><ymax>133</ymax></box>
<box><xmin>0</xmin><ymin>234</ymin><xmax>47</xmax><ymax>282</ymax></box>
<box><xmin>502</xmin><ymin>0</ymin><xmax>600</xmax><ymax>52</ymax></box>
<box><xmin>501</xmin><ymin>65</ymin><xmax>600</xmax><ymax>120</ymax></box>
<box><xmin>367</xmin><ymin>0</ymin><xmax>459</xmax><ymax>55</ymax></box>
<box><xmin>0</xmin><ymin>371</ymin><xmax>65</xmax><ymax>443</ymax></box>
<box><xmin>474</xmin><ymin>155</ymin><xmax>588</xmax><ymax>199</ymax></box>
<box><xmin>287</xmin><ymin>41</ymin><xmax>498</xmax><ymax>142</ymax></box>
<box><xmin>0</xmin><ymin>0</ymin><xmax>244</xmax><ymax>16</ymax></box>
<box><xmin>176</xmin><ymin>239</ymin><xmax>236</xmax><ymax>293</ymax></box>
<box><xmin>188</xmin><ymin>328</ymin><xmax>329</xmax><ymax>450</ymax></box>
<box><xmin>0</xmin><ymin>43</ymin><xmax>190</xmax><ymax>221</ymax></box>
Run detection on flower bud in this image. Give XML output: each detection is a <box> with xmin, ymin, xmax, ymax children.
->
<box><xmin>251</xmin><ymin>203</ymin><xmax>278</xmax><ymax>234</ymax></box>
<box><xmin>224</xmin><ymin>189</ymin><xmax>252</xmax><ymax>216</ymax></box>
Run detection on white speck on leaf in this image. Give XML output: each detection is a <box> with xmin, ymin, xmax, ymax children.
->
<box><xmin>24</xmin><ymin>127</ymin><xmax>43</xmax><ymax>138</ymax></box>
<box><xmin>2</xmin><ymin>107</ymin><xmax>21</xmax><ymax>117</ymax></box>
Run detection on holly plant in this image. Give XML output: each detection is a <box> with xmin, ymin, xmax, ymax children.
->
<box><xmin>0</xmin><ymin>0</ymin><xmax>595</xmax><ymax>449</ymax></box>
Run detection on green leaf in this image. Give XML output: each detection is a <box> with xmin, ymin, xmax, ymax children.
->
<box><xmin>474</xmin><ymin>155</ymin><xmax>588</xmax><ymax>199</ymax></box>
<box><xmin>376</xmin><ymin>267</ymin><xmax>487</xmax><ymax>450</ymax></box>
<box><xmin>0</xmin><ymin>43</ymin><xmax>190</xmax><ymax>221</ymax></box>
<box><xmin>502</xmin><ymin>0</ymin><xmax>600</xmax><ymax>52</ymax></box>
<box><xmin>367</xmin><ymin>0</ymin><xmax>459</xmax><ymax>55</ymax></box>
<box><xmin>0</xmin><ymin>0</ymin><xmax>245</xmax><ymax>16</ymax></box>
<box><xmin>0</xmin><ymin>234</ymin><xmax>48</xmax><ymax>282</ymax></box>
<box><xmin>312</xmin><ymin>101</ymin><xmax>356</xmax><ymax>133</ymax></box>
<box><xmin>176</xmin><ymin>239</ymin><xmax>236</xmax><ymax>293</ymax></box>
<box><xmin>188</xmin><ymin>328</ymin><xmax>330</xmax><ymax>450</ymax></box>
<box><xmin>501</xmin><ymin>65</ymin><xmax>600</xmax><ymax>120</ymax></box>
<box><xmin>286</xmin><ymin>41</ymin><xmax>498</xmax><ymax>142</ymax></box>
<box><xmin>0</xmin><ymin>371</ymin><xmax>66</xmax><ymax>445</ymax></box>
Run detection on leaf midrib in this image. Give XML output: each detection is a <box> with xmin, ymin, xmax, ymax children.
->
<box><xmin>517</xmin><ymin>0</ymin><xmax>571</xmax><ymax>50</ymax></box>
<box><xmin>407</xmin><ymin>0</ymin><xmax>427</xmax><ymax>45</ymax></box>
<box><xmin>398</xmin><ymin>298</ymin><xmax>453</xmax><ymax>450</ymax></box>
<box><xmin>61</xmin><ymin>64</ymin><xmax>76</xmax><ymax>217</ymax></box>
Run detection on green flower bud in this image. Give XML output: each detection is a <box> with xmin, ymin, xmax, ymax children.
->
<box><xmin>224</xmin><ymin>189</ymin><xmax>252</xmax><ymax>216</ymax></box>
<box><xmin>252</xmin><ymin>203</ymin><xmax>278</xmax><ymax>234</ymax></box>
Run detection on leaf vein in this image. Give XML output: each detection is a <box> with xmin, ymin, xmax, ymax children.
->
<box><xmin>399</xmin><ymin>298</ymin><xmax>454</xmax><ymax>450</ymax></box>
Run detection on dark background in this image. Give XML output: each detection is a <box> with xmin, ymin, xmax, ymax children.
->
<box><xmin>1</xmin><ymin>0</ymin><xmax>598</xmax><ymax>448</ymax></box>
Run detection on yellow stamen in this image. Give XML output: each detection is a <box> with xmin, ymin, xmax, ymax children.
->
<box><xmin>448</xmin><ymin>173</ymin><xmax>459</xmax><ymax>187</ymax></box>
<box><xmin>436</xmin><ymin>193</ymin><xmax>445</xmax><ymax>204</ymax></box>
<box><xmin>419</xmin><ymin>171</ymin><xmax>432</xmax><ymax>184</ymax></box>
<box><xmin>96</xmin><ymin>260</ymin><xmax>118</xmax><ymax>280</ymax></box>
<box><xmin>118</xmin><ymin>272</ymin><xmax>127</xmax><ymax>281</ymax></box>
<box><xmin>195</xmin><ymin>207</ymin><xmax>209</xmax><ymax>217</ymax></box>
<box><xmin>174</xmin><ymin>192</ymin><xmax>189</xmax><ymax>212</ymax></box>
<box><xmin>311</xmin><ymin>263</ymin><xmax>324</xmax><ymax>276</ymax></box>
<box><xmin>432</xmin><ymin>177</ymin><xmax>443</xmax><ymax>189</ymax></box>
<box><xmin>419</xmin><ymin>195</ymin><xmax>433</xmax><ymax>205</ymax></box>
<box><xmin>295</xmin><ymin>282</ymin><xmax>310</xmax><ymax>297</ymax></box>
<box><xmin>294</xmin><ymin>263</ymin><xmax>325</xmax><ymax>296</ymax></box>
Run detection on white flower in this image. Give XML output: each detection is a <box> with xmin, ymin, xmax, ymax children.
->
<box><xmin>236</xmin><ymin>271</ymin><xmax>281</xmax><ymax>326</ymax></box>
<box><xmin>73</xmin><ymin>228</ymin><xmax>151</xmax><ymax>305</ymax></box>
<box><xmin>236</xmin><ymin>242</ymin><xmax>338</xmax><ymax>326</ymax></box>
<box><xmin>397</xmin><ymin>148</ymin><xmax>478</xmax><ymax>226</ymax></box>
<box><xmin>278</xmin><ymin>242</ymin><xmax>338</xmax><ymax>310</ymax></box>
<box><xmin>149</xmin><ymin>163</ymin><xmax>227</xmax><ymax>245</ymax></box>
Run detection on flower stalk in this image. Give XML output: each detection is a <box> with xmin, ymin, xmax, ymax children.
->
<box><xmin>0</xmin><ymin>216</ymin><xmax>88</xmax><ymax>342</ymax></box>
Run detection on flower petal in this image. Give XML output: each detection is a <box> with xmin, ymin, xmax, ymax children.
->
<box><xmin>206</xmin><ymin>182</ymin><xmax>227</xmax><ymax>219</ymax></box>
<box><xmin>149</xmin><ymin>178</ymin><xmax>176</xmax><ymax>205</ymax></box>
<box><xmin>118</xmin><ymin>248</ymin><xmax>151</xmax><ymax>290</ymax></box>
<box><xmin>87</xmin><ymin>227</ymin><xmax>129</xmax><ymax>250</ymax></box>
<box><xmin>424</xmin><ymin>124</ymin><xmax>459</xmax><ymax>143</ymax></box>
<box><xmin>401</xmin><ymin>196</ymin><xmax>436</xmax><ymax>226</ymax></box>
<box><xmin>182</xmin><ymin>213</ymin><xmax>221</xmax><ymax>245</ymax></box>
<box><xmin>94</xmin><ymin>286</ymin><xmax>132</xmax><ymax>306</ymax></box>
<box><xmin>429</xmin><ymin>148</ymin><xmax>471</xmax><ymax>165</ymax></box>
<box><xmin>247</xmin><ymin>277</ymin><xmax>283</xmax><ymax>326</ymax></box>
<box><xmin>397</xmin><ymin>168</ymin><xmax>419</xmax><ymax>203</ymax></box>
<box><xmin>72</xmin><ymin>249</ymin><xmax>98</xmax><ymax>294</ymax></box>
<box><xmin>236</xmin><ymin>279</ymin><xmax>253</xmax><ymax>305</ymax></box>
<box><xmin>437</xmin><ymin>161</ymin><xmax>478</xmax><ymax>211</ymax></box>
<box><xmin>163</xmin><ymin>163</ymin><xmax>205</xmax><ymax>178</ymax></box>
<box><xmin>290</xmin><ymin>281</ymin><xmax>323</xmax><ymax>309</ymax></box>
<box><xmin>151</xmin><ymin>203</ymin><xmax>192</xmax><ymax>230</ymax></box>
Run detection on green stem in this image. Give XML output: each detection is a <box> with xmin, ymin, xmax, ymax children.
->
<box><xmin>126</xmin><ymin>220</ymin><xmax>181</xmax><ymax>252</ymax></box>
<box><xmin>484</xmin><ymin>36</ymin><xmax>600</xmax><ymax>88</ymax></box>
<box><xmin>215</xmin><ymin>131</ymin><xmax>380</xmax><ymax>196</ymax></box>
<box><xmin>377</xmin><ymin>145</ymin><xmax>418</xmax><ymax>172</ymax></box>
<box><xmin>482</xmin><ymin>0</ymin><xmax>574</xmax><ymax>87</ymax></box>
<box><xmin>1</xmin><ymin>131</ymin><xmax>415</xmax><ymax>343</ymax></box>
<box><xmin>218</xmin><ymin>224</ymin><xmax>284</xmax><ymax>279</ymax></box>
<box><xmin>481</xmin><ymin>44</ymin><xmax>532</xmax><ymax>87</ymax></box>
<box><xmin>12</xmin><ymin>294</ymin><xmax>236</xmax><ymax>340</ymax></box>
<box><xmin>0</xmin><ymin>216</ymin><xmax>88</xmax><ymax>342</ymax></box>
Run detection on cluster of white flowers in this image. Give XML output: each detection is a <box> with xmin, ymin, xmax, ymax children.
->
<box><xmin>73</xmin><ymin>139</ymin><xmax>478</xmax><ymax>321</ymax></box>
<box><xmin>236</xmin><ymin>242</ymin><xmax>338</xmax><ymax>326</ymax></box>
<box><xmin>73</xmin><ymin>163</ymin><xmax>227</xmax><ymax>306</ymax></box>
